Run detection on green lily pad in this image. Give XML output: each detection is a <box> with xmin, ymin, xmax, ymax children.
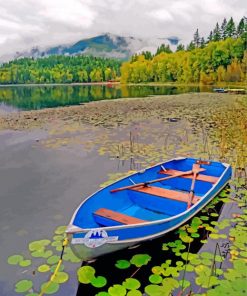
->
<box><xmin>29</xmin><ymin>240</ymin><xmax>50</xmax><ymax>252</ymax></box>
<box><xmin>126</xmin><ymin>290</ymin><xmax>142</xmax><ymax>296</ymax></box>
<box><xmin>95</xmin><ymin>292</ymin><xmax>110</xmax><ymax>296</ymax></box>
<box><xmin>91</xmin><ymin>276</ymin><xmax>107</xmax><ymax>288</ymax></box>
<box><xmin>38</xmin><ymin>264</ymin><xmax>51</xmax><ymax>273</ymax></box>
<box><xmin>52</xmin><ymin>271</ymin><xmax>69</xmax><ymax>284</ymax></box>
<box><xmin>77</xmin><ymin>266</ymin><xmax>95</xmax><ymax>284</ymax></box>
<box><xmin>115</xmin><ymin>260</ymin><xmax>131</xmax><ymax>269</ymax></box>
<box><xmin>54</xmin><ymin>226</ymin><xmax>67</xmax><ymax>235</ymax></box>
<box><xmin>53</xmin><ymin>235</ymin><xmax>64</xmax><ymax>241</ymax></box>
<box><xmin>108</xmin><ymin>284</ymin><xmax>126</xmax><ymax>296</ymax></box>
<box><xmin>7</xmin><ymin>254</ymin><xmax>24</xmax><ymax>265</ymax></box>
<box><xmin>122</xmin><ymin>278</ymin><xmax>141</xmax><ymax>290</ymax></box>
<box><xmin>130</xmin><ymin>254</ymin><xmax>151</xmax><ymax>267</ymax></box>
<box><xmin>145</xmin><ymin>284</ymin><xmax>168</xmax><ymax>296</ymax></box>
<box><xmin>179</xmin><ymin>279</ymin><xmax>191</xmax><ymax>289</ymax></box>
<box><xmin>50</xmin><ymin>264</ymin><xmax>64</xmax><ymax>273</ymax></box>
<box><xmin>40</xmin><ymin>282</ymin><xmax>59</xmax><ymax>294</ymax></box>
<box><xmin>149</xmin><ymin>274</ymin><xmax>163</xmax><ymax>284</ymax></box>
<box><xmin>19</xmin><ymin>259</ymin><xmax>31</xmax><ymax>267</ymax></box>
<box><xmin>31</xmin><ymin>250</ymin><xmax>52</xmax><ymax>258</ymax></box>
<box><xmin>15</xmin><ymin>280</ymin><xmax>33</xmax><ymax>293</ymax></box>
<box><xmin>47</xmin><ymin>255</ymin><xmax>60</xmax><ymax>265</ymax></box>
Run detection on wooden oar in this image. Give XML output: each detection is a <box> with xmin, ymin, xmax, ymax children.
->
<box><xmin>111</xmin><ymin>167</ymin><xmax>205</xmax><ymax>193</ymax></box>
<box><xmin>187</xmin><ymin>163</ymin><xmax>201</xmax><ymax>209</ymax></box>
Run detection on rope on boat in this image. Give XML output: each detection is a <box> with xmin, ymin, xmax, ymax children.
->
<box><xmin>38</xmin><ymin>237</ymin><xmax>69</xmax><ymax>296</ymax></box>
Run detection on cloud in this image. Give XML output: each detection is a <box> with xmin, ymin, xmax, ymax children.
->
<box><xmin>148</xmin><ymin>9</ymin><xmax>174</xmax><ymax>22</ymax></box>
<box><xmin>0</xmin><ymin>0</ymin><xmax>246</xmax><ymax>57</ymax></box>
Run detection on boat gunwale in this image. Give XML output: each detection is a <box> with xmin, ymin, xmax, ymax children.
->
<box><xmin>66</xmin><ymin>158</ymin><xmax>230</xmax><ymax>234</ymax></box>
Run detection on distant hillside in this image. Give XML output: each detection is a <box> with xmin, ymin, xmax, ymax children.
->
<box><xmin>0</xmin><ymin>55</ymin><xmax>122</xmax><ymax>84</ymax></box>
<box><xmin>0</xmin><ymin>33</ymin><xmax>179</xmax><ymax>62</ymax></box>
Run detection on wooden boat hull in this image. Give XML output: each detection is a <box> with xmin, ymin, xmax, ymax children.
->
<box><xmin>66</xmin><ymin>157</ymin><xmax>231</xmax><ymax>261</ymax></box>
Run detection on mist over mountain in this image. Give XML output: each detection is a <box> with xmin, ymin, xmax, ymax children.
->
<box><xmin>0</xmin><ymin>33</ymin><xmax>179</xmax><ymax>62</ymax></box>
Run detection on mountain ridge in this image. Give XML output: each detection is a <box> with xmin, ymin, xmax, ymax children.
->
<box><xmin>0</xmin><ymin>33</ymin><xmax>179</xmax><ymax>62</ymax></box>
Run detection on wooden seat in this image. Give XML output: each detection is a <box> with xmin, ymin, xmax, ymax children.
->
<box><xmin>159</xmin><ymin>169</ymin><xmax>219</xmax><ymax>184</ymax></box>
<box><xmin>131</xmin><ymin>186</ymin><xmax>200</xmax><ymax>204</ymax></box>
<box><xmin>94</xmin><ymin>208</ymin><xmax>146</xmax><ymax>225</ymax></box>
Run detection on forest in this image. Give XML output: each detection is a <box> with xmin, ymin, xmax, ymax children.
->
<box><xmin>0</xmin><ymin>55</ymin><xmax>121</xmax><ymax>84</ymax></box>
<box><xmin>0</xmin><ymin>17</ymin><xmax>246</xmax><ymax>85</ymax></box>
<box><xmin>121</xmin><ymin>17</ymin><xmax>247</xmax><ymax>84</ymax></box>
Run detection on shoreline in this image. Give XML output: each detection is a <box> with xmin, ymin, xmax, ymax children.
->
<box><xmin>0</xmin><ymin>81</ymin><xmax>246</xmax><ymax>88</ymax></box>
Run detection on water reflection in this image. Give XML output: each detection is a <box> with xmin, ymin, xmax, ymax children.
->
<box><xmin>0</xmin><ymin>84</ymin><xmax>212</xmax><ymax>111</ymax></box>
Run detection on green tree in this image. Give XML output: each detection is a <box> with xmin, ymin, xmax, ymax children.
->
<box><xmin>193</xmin><ymin>29</ymin><xmax>200</xmax><ymax>47</ymax></box>
<box><xmin>220</xmin><ymin>18</ymin><xmax>228</xmax><ymax>39</ymax></box>
<box><xmin>155</xmin><ymin>44</ymin><xmax>172</xmax><ymax>55</ymax></box>
<box><xmin>176</xmin><ymin>44</ymin><xmax>185</xmax><ymax>52</ymax></box>
<box><xmin>213</xmin><ymin>23</ymin><xmax>221</xmax><ymax>41</ymax></box>
<box><xmin>207</xmin><ymin>31</ymin><xmax>213</xmax><ymax>43</ymax></box>
<box><xmin>225</xmin><ymin>17</ymin><xmax>236</xmax><ymax>38</ymax></box>
<box><xmin>141</xmin><ymin>51</ymin><xmax>153</xmax><ymax>60</ymax></box>
<box><xmin>200</xmin><ymin>37</ymin><xmax>206</xmax><ymax>48</ymax></box>
<box><xmin>187</xmin><ymin>42</ymin><xmax>195</xmax><ymax>51</ymax></box>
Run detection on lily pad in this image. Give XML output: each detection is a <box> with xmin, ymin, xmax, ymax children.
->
<box><xmin>115</xmin><ymin>260</ymin><xmax>131</xmax><ymax>269</ymax></box>
<box><xmin>19</xmin><ymin>259</ymin><xmax>32</xmax><ymax>267</ymax></box>
<box><xmin>130</xmin><ymin>254</ymin><xmax>151</xmax><ymax>267</ymax></box>
<box><xmin>108</xmin><ymin>284</ymin><xmax>126</xmax><ymax>296</ymax></box>
<box><xmin>96</xmin><ymin>292</ymin><xmax>110</xmax><ymax>296</ymax></box>
<box><xmin>29</xmin><ymin>240</ymin><xmax>50</xmax><ymax>252</ymax></box>
<box><xmin>47</xmin><ymin>255</ymin><xmax>60</xmax><ymax>265</ymax></box>
<box><xmin>122</xmin><ymin>278</ymin><xmax>141</xmax><ymax>290</ymax></box>
<box><xmin>31</xmin><ymin>250</ymin><xmax>52</xmax><ymax>258</ymax></box>
<box><xmin>149</xmin><ymin>274</ymin><xmax>163</xmax><ymax>284</ymax></box>
<box><xmin>77</xmin><ymin>266</ymin><xmax>95</xmax><ymax>284</ymax></box>
<box><xmin>38</xmin><ymin>264</ymin><xmax>51</xmax><ymax>273</ymax></box>
<box><xmin>7</xmin><ymin>254</ymin><xmax>24</xmax><ymax>265</ymax></box>
<box><xmin>52</xmin><ymin>271</ymin><xmax>69</xmax><ymax>284</ymax></box>
<box><xmin>15</xmin><ymin>280</ymin><xmax>33</xmax><ymax>293</ymax></box>
<box><xmin>40</xmin><ymin>282</ymin><xmax>59</xmax><ymax>294</ymax></box>
<box><xmin>50</xmin><ymin>264</ymin><xmax>64</xmax><ymax>273</ymax></box>
<box><xmin>126</xmin><ymin>290</ymin><xmax>142</xmax><ymax>296</ymax></box>
<box><xmin>54</xmin><ymin>226</ymin><xmax>67</xmax><ymax>235</ymax></box>
<box><xmin>91</xmin><ymin>276</ymin><xmax>107</xmax><ymax>288</ymax></box>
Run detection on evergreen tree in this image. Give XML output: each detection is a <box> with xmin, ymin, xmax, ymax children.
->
<box><xmin>193</xmin><ymin>29</ymin><xmax>201</xmax><ymax>47</ymax></box>
<box><xmin>236</xmin><ymin>17</ymin><xmax>246</xmax><ymax>37</ymax></box>
<box><xmin>220</xmin><ymin>18</ymin><xmax>227</xmax><ymax>39</ymax></box>
<box><xmin>141</xmin><ymin>51</ymin><xmax>153</xmax><ymax>60</ymax></box>
<box><xmin>176</xmin><ymin>44</ymin><xmax>185</xmax><ymax>52</ymax></box>
<box><xmin>225</xmin><ymin>17</ymin><xmax>236</xmax><ymax>38</ymax></box>
<box><xmin>155</xmin><ymin>44</ymin><xmax>172</xmax><ymax>55</ymax></box>
<box><xmin>207</xmin><ymin>31</ymin><xmax>213</xmax><ymax>43</ymax></box>
<box><xmin>186</xmin><ymin>41</ymin><xmax>195</xmax><ymax>51</ymax></box>
<box><xmin>213</xmin><ymin>23</ymin><xmax>221</xmax><ymax>41</ymax></box>
<box><xmin>200</xmin><ymin>37</ymin><xmax>206</xmax><ymax>48</ymax></box>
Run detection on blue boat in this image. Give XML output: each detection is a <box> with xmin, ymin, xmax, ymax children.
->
<box><xmin>213</xmin><ymin>88</ymin><xmax>228</xmax><ymax>93</ymax></box>
<box><xmin>66</xmin><ymin>157</ymin><xmax>232</xmax><ymax>261</ymax></box>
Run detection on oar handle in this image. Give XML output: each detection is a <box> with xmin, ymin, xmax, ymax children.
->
<box><xmin>110</xmin><ymin>169</ymin><xmax>195</xmax><ymax>193</ymax></box>
<box><xmin>187</xmin><ymin>164</ymin><xmax>201</xmax><ymax>209</ymax></box>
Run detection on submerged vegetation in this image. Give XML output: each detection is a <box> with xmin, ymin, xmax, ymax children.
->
<box><xmin>2</xmin><ymin>92</ymin><xmax>247</xmax><ymax>295</ymax></box>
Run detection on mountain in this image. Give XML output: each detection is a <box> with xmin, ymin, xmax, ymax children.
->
<box><xmin>1</xmin><ymin>33</ymin><xmax>180</xmax><ymax>62</ymax></box>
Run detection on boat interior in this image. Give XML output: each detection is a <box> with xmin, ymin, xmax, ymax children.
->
<box><xmin>73</xmin><ymin>158</ymin><xmax>226</xmax><ymax>229</ymax></box>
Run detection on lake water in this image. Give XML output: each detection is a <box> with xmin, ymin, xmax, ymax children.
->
<box><xmin>0</xmin><ymin>84</ymin><xmax>213</xmax><ymax>111</ymax></box>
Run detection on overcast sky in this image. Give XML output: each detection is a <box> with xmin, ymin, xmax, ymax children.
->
<box><xmin>0</xmin><ymin>0</ymin><xmax>246</xmax><ymax>56</ymax></box>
